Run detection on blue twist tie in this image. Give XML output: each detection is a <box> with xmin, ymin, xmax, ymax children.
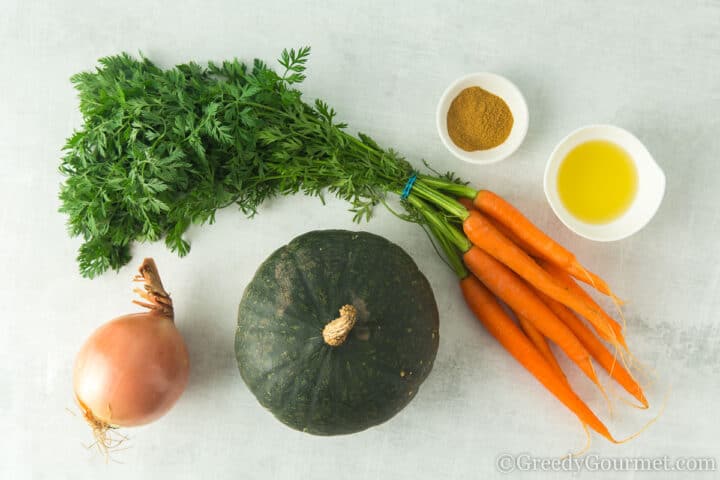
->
<box><xmin>401</xmin><ymin>173</ymin><xmax>417</xmax><ymax>200</ymax></box>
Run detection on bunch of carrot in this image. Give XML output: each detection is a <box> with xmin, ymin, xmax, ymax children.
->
<box><xmin>405</xmin><ymin>177</ymin><xmax>648</xmax><ymax>443</ymax></box>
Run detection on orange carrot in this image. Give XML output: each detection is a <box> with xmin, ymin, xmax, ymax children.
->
<box><xmin>462</xmin><ymin>246</ymin><xmax>601</xmax><ymax>388</ymax></box>
<box><xmin>473</xmin><ymin>190</ymin><xmax>613</xmax><ymax>296</ymax></box>
<box><xmin>458</xmin><ymin>197</ymin><xmax>545</xmax><ymax>258</ymax></box>
<box><xmin>537</xmin><ymin>292</ymin><xmax>647</xmax><ymax>407</ymax></box>
<box><xmin>537</xmin><ymin>258</ymin><xmax>627</xmax><ymax>349</ymax></box>
<box><xmin>565</xmin><ymin>263</ymin><xmax>613</xmax><ymax>296</ymax></box>
<box><xmin>517</xmin><ymin>314</ymin><xmax>567</xmax><ymax>382</ymax></box>
<box><xmin>460</xmin><ymin>275</ymin><xmax>614</xmax><ymax>441</ymax></box>
<box><xmin>457</xmin><ymin>197</ymin><xmax>474</xmax><ymax>211</ymax></box>
<box><xmin>463</xmin><ymin>210</ymin><xmax>622</xmax><ymax>346</ymax></box>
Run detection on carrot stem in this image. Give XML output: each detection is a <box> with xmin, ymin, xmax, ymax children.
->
<box><xmin>406</xmin><ymin>195</ymin><xmax>469</xmax><ymax>278</ymax></box>
<box><xmin>411</xmin><ymin>181</ymin><xmax>470</xmax><ymax>220</ymax></box>
<box><xmin>406</xmin><ymin>194</ymin><xmax>471</xmax><ymax>253</ymax></box>
<box><xmin>416</xmin><ymin>175</ymin><xmax>478</xmax><ymax>199</ymax></box>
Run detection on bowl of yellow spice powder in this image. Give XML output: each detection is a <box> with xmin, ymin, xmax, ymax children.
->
<box><xmin>437</xmin><ymin>73</ymin><xmax>528</xmax><ymax>164</ymax></box>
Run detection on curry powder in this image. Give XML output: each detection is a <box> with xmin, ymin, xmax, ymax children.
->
<box><xmin>446</xmin><ymin>87</ymin><xmax>513</xmax><ymax>151</ymax></box>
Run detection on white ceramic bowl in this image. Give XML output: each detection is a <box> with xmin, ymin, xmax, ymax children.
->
<box><xmin>436</xmin><ymin>73</ymin><xmax>529</xmax><ymax>164</ymax></box>
<box><xmin>544</xmin><ymin>125</ymin><xmax>665</xmax><ymax>242</ymax></box>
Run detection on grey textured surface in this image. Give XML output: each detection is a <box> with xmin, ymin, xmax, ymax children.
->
<box><xmin>1</xmin><ymin>1</ymin><xmax>718</xmax><ymax>478</ymax></box>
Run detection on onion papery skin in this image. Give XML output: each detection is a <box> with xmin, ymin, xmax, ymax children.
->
<box><xmin>73</xmin><ymin>311</ymin><xmax>189</xmax><ymax>427</ymax></box>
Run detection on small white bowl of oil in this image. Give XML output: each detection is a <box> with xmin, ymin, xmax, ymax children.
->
<box><xmin>544</xmin><ymin>125</ymin><xmax>665</xmax><ymax>242</ymax></box>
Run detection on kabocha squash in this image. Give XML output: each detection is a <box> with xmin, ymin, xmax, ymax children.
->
<box><xmin>235</xmin><ymin>230</ymin><xmax>439</xmax><ymax>435</ymax></box>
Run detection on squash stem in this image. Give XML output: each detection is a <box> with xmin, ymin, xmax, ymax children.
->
<box><xmin>323</xmin><ymin>305</ymin><xmax>358</xmax><ymax>347</ymax></box>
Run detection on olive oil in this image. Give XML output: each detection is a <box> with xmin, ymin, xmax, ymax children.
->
<box><xmin>557</xmin><ymin>140</ymin><xmax>637</xmax><ymax>224</ymax></box>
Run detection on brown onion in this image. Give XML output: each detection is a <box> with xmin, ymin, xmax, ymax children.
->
<box><xmin>73</xmin><ymin>259</ymin><xmax>189</xmax><ymax>445</ymax></box>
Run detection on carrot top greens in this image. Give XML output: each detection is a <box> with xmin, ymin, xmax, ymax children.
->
<box><xmin>60</xmin><ymin>47</ymin><xmax>460</xmax><ymax>277</ymax></box>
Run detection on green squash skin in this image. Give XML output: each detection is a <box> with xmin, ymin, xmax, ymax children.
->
<box><xmin>235</xmin><ymin>230</ymin><xmax>439</xmax><ymax>435</ymax></box>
